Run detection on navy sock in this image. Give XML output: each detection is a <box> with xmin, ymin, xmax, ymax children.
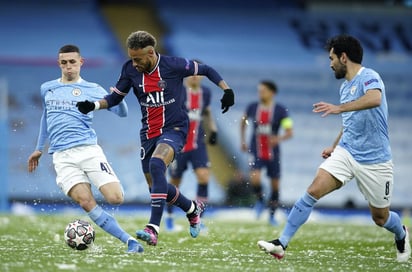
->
<box><xmin>148</xmin><ymin>157</ymin><xmax>168</xmax><ymax>227</ymax></box>
<box><xmin>252</xmin><ymin>184</ymin><xmax>264</xmax><ymax>202</ymax></box>
<box><xmin>197</xmin><ymin>184</ymin><xmax>208</xmax><ymax>202</ymax></box>
<box><xmin>269</xmin><ymin>190</ymin><xmax>279</xmax><ymax>216</ymax></box>
<box><xmin>88</xmin><ymin>205</ymin><xmax>130</xmax><ymax>244</ymax></box>
<box><xmin>167</xmin><ymin>183</ymin><xmax>192</xmax><ymax>212</ymax></box>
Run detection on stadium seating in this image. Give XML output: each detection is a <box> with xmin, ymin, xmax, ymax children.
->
<box><xmin>1</xmin><ymin>0</ymin><xmax>411</xmax><ymax>208</ymax></box>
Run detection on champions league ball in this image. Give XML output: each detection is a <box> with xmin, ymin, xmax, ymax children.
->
<box><xmin>64</xmin><ymin>219</ymin><xmax>95</xmax><ymax>250</ymax></box>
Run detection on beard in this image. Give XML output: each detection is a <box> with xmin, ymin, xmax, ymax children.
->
<box><xmin>135</xmin><ymin>61</ymin><xmax>152</xmax><ymax>73</ymax></box>
<box><xmin>334</xmin><ymin>63</ymin><xmax>347</xmax><ymax>79</ymax></box>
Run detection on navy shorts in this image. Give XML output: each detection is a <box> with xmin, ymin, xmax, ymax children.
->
<box><xmin>140</xmin><ymin>129</ymin><xmax>186</xmax><ymax>174</ymax></box>
<box><xmin>249</xmin><ymin>151</ymin><xmax>281</xmax><ymax>179</ymax></box>
<box><xmin>169</xmin><ymin>141</ymin><xmax>210</xmax><ymax>178</ymax></box>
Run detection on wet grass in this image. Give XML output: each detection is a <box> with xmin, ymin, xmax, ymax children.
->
<box><xmin>0</xmin><ymin>213</ymin><xmax>411</xmax><ymax>272</ymax></box>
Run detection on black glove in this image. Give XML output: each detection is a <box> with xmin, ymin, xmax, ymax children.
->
<box><xmin>208</xmin><ymin>131</ymin><xmax>218</xmax><ymax>145</ymax></box>
<box><xmin>220</xmin><ymin>89</ymin><xmax>234</xmax><ymax>113</ymax></box>
<box><xmin>76</xmin><ymin>100</ymin><xmax>95</xmax><ymax>114</ymax></box>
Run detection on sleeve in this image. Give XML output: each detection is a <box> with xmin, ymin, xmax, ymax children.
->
<box><xmin>107</xmin><ymin>98</ymin><xmax>128</xmax><ymax>117</ymax></box>
<box><xmin>35</xmin><ymin>108</ymin><xmax>48</xmax><ymax>151</ymax></box>
<box><xmin>362</xmin><ymin>75</ymin><xmax>383</xmax><ymax>94</ymax></box>
<box><xmin>279</xmin><ymin>106</ymin><xmax>293</xmax><ymax>130</ymax></box>
<box><xmin>105</xmin><ymin>62</ymin><xmax>132</xmax><ymax>107</ymax></box>
<box><xmin>174</xmin><ymin>58</ymin><xmax>223</xmax><ymax>86</ymax></box>
<box><xmin>96</xmin><ymin>85</ymin><xmax>128</xmax><ymax>117</ymax></box>
<box><xmin>197</xmin><ymin>63</ymin><xmax>223</xmax><ymax>86</ymax></box>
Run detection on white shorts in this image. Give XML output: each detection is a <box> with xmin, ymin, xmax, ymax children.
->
<box><xmin>319</xmin><ymin>145</ymin><xmax>393</xmax><ymax>208</ymax></box>
<box><xmin>52</xmin><ymin>145</ymin><xmax>120</xmax><ymax>195</ymax></box>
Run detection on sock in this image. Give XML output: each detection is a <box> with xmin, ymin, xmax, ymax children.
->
<box><xmin>197</xmin><ymin>184</ymin><xmax>208</xmax><ymax>202</ymax></box>
<box><xmin>148</xmin><ymin>157</ymin><xmax>168</xmax><ymax>228</ymax></box>
<box><xmin>88</xmin><ymin>205</ymin><xmax>130</xmax><ymax>244</ymax></box>
<box><xmin>252</xmin><ymin>184</ymin><xmax>264</xmax><ymax>202</ymax></box>
<box><xmin>269</xmin><ymin>190</ymin><xmax>279</xmax><ymax>217</ymax></box>
<box><xmin>166</xmin><ymin>183</ymin><xmax>192</xmax><ymax>212</ymax></box>
<box><xmin>383</xmin><ymin>211</ymin><xmax>406</xmax><ymax>241</ymax></box>
<box><xmin>279</xmin><ymin>192</ymin><xmax>317</xmax><ymax>247</ymax></box>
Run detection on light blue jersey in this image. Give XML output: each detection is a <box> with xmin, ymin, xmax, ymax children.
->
<box><xmin>338</xmin><ymin>67</ymin><xmax>391</xmax><ymax>164</ymax></box>
<box><xmin>35</xmin><ymin>78</ymin><xmax>128</xmax><ymax>154</ymax></box>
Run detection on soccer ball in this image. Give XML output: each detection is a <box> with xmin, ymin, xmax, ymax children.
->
<box><xmin>64</xmin><ymin>219</ymin><xmax>95</xmax><ymax>250</ymax></box>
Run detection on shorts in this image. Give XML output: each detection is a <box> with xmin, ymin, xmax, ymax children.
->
<box><xmin>140</xmin><ymin>129</ymin><xmax>186</xmax><ymax>174</ymax></box>
<box><xmin>52</xmin><ymin>145</ymin><xmax>119</xmax><ymax>195</ymax></box>
<box><xmin>169</xmin><ymin>141</ymin><xmax>210</xmax><ymax>178</ymax></box>
<box><xmin>319</xmin><ymin>145</ymin><xmax>394</xmax><ymax>208</ymax></box>
<box><xmin>248</xmin><ymin>152</ymin><xmax>280</xmax><ymax>179</ymax></box>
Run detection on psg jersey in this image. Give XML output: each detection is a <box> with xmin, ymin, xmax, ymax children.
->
<box><xmin>109</xmin><ymin>54</ymin><xmax>222</xmax><ymax>141</ymax></box>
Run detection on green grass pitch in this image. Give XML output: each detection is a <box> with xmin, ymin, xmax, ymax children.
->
<box><xmin>1</xmin><ymin>212</ymin><xmax>411</xmax><ymax>272</ymax></box>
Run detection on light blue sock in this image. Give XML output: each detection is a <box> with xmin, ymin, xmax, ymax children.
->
<box><xmin>383</xmin><ymin>211</ymin><xmax>405</xmax><ymax>241</ymax></box>
<box><xmin>88</xmin><ymin>205</ymin><xmax>131</xmax><ymax>244</ymax></box>
<box><xmin>279</xmin><ymin>192</ymin><xmax>317</xmax><ymax>247</ymax></box>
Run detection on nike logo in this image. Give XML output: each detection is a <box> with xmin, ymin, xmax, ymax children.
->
<box><xmin>139</xmin><ymin>84</ymin><xmax>145</xmax><ymax>88</ymax></box>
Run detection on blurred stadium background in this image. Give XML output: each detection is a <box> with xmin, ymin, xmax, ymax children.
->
<box><xmin>0</xmin><ymin>0</ymin><xmax>411</xmax><ymax>212</ymax></box>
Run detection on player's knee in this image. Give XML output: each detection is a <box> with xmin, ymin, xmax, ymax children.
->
<box><xmin>105</xmin><ymin>192</ymin><xmax>124</xmax><ymax>205</ymax></box>
<box><xmin>372</xmin><ymin>214</ymin><xmax>386</xmax><ymax>227</ymax></box>
<box><xmin>149</xmin><ymin>157</ymin><xmax>166</xmax><ymax>174</ymax></box>
<box><xmin>76</xmin><ymin>195</ymin><xmax>96</xmax><ymax>211</ymax></box>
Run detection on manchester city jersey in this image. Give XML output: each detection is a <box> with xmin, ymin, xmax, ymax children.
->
<box><xmin>338</xmin><ymin>67</ymin><xmax>391</xmax><ymax>164</ymax></box>
<box><xmin>36</xmin><ymin>78</ymin><xmax>128</xmax><ymax>154</ymax></box>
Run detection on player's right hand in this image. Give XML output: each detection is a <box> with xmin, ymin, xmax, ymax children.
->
<box><xmin>321</xmin><ymin>147</ymin><xmax>334</xmax><ymax>159</ymax></box>
<box><xmin>28</xmin><ymin>150</ymin><xmax>42</xmax><ymax>172</ymax></box>
<box><xmin>76</xmin><ymin>100</ymin><xmax>95</xmax><ymax>114</ymax></box>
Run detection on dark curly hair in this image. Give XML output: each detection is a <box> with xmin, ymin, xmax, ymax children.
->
<box><xmin>325</xmin><ymin>34</ymin><xmax>363</xmax><ymax>64</ymax></box>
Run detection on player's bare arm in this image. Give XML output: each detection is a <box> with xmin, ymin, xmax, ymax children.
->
<box><xmin>313</xmin><ymin>89</ymin><xmax>381</xmax><ymax>117</ymax></box>
<box><xmin>240</xmin><ymin>114</ymin><xmax>248</xmax><ymax>152</ymax></box>
<box><xmin>321</xmin><ymin>128</ymin><xmax>343</xmax><ymax>159</ymax></box>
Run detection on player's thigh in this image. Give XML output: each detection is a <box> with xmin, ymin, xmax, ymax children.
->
<box><xmin>248</xmin><ymin>155</ymin><xmax>263</xmax><ymax>184</ymax></box>
<box><xmin>307</xmin><ymin>168</ymin><xmax>343</xmax><ymax>199</ymax></box>
<box><xmin>266</xmin><ymin>158</ymin><xmax>280</xmax><ymax>180</ymax></box>
<box><xmin>191</xmin><ymin>147</ymin><xmax>210</xmax><ymax>184</ymax></box>
<box><xmin>356</xmin><ymin>161</ymin><xmax>393</xmax><ymax>209</ymax></box>
<box><xmin>315</xmin><ymin>145</ymin><xmax>356</xmax><ymax>198</ymax></box>
<box><xmin>67</xmin><ymin>182</ymin><xmax>96</xmax><ymax>209</ymax></box>
<box><xmin>80</xmin><ymin>145</ymin><xmax>120</xmax><ymax>191</ymax></box>
<box><xmin>52</xmin><ymin>148</ymin><xmax>90</xmax><ymax>196</ymax></box>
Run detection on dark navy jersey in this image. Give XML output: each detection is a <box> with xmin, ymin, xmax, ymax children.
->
<box><xmin>245</xmin><ymin>102</ymin><xmax>289</xmax><ymax>160</ymax></box>
<box><xmin>107</xmin><ymin>54</ymin><xmax>223</xmax><ymax>141</ymax></box>
<box><xmin>182</xmin><ymin>85</ymin><xmax>211</xmax><ymax>152</ymax></box>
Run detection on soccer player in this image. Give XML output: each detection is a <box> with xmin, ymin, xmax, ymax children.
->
<box><xmin>76</xmin><ymin>31</ymin><xmax>235</xmax><ymax>246</ymax></box>
<box><xmin>240</xmin><ymin>80</ymin><xmax>293</xmax><ymax>225</ymax></box>
<box><xmin>257</xmin><ymin>34</ymin><xmax>411</xmax><ymax>262</ymax></box>
<box><xmin>28</xmin><ymin>45</ymin><xmax>144</xmax><ymax>253</ymax></box>
<box><xmin>165</xmin><ymin>71</ymin><xmax>218</xmax><ymax>231</ymax></box>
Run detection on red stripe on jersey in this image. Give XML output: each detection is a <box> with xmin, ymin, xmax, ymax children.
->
<box><xmin>182</xmin><ymin>88</ymin><xmax>202</xmax><ymax>152</ymax></box>
<box><xmin>256</xmin><ymin>105</ymin><xmax>273</xmax><ymax>160</ymax></box>
<box><xmin>143</xmin><ymin>67</ymin><xmax>165</xmax><ymax>139</ymax></box>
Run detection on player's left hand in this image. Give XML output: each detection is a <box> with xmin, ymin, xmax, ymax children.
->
<box><xmin>220</xmin><ymin>89</ymin><xmax>234</xmax><ymax>113</ymax></box>
<box><xmin>208</xmin><ymin>131</ymin><xmax>218</xmax><ymax>145</ymax></box>
<box><xmin>76</xmin><ymin>100</ymin><xmax>95</xmax><ymax>114</ymax></box>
